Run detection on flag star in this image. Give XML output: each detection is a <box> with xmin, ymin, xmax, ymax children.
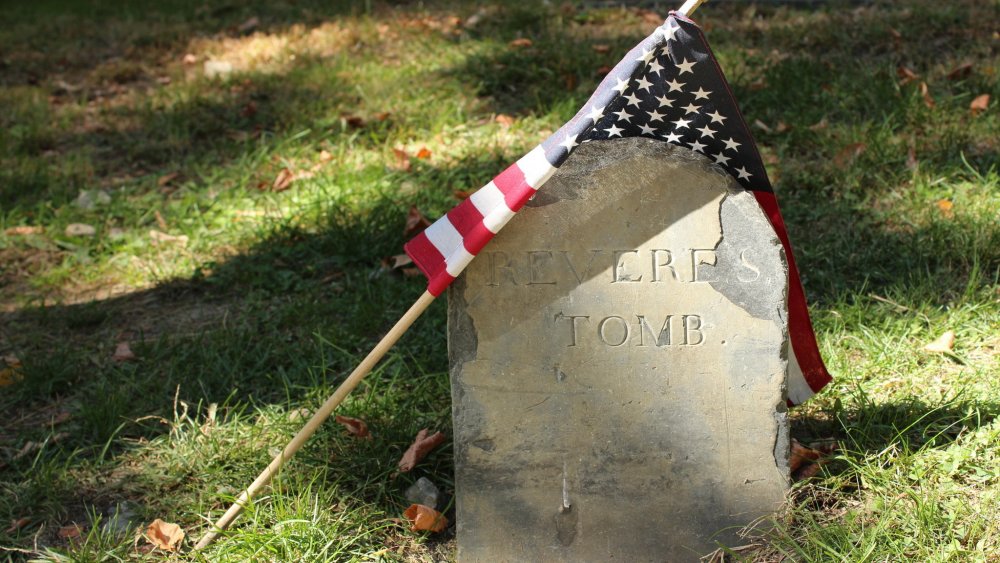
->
<box><xmin>682</xmin><ymin>102</ymin><xmax>702</xmax><ymax>114</ymax></box>
<box><xmin>559</xmin><ymin>134</ymin><xmax>579</xmax><ymax>150</ymax></box>
<box><xmin>624</xmin><ymin>92</ymin><xmax>642</xmax><ymax>107</ymax></box>
<box><xmin>614</xmin><ymin>107</ymin><xmax>634</xmax><ymax>122</ymax></box>
<box><xmin>708</xmin><ymin>110</ymin><xmax>727</xmax><ymax>124</ymax></box>
<box><xmin>606</xmin><ymin>123</ymin><xmax>624</xmax><ymax>137</ymax></box>
<box><xmin>648</xmin><ymin>109</ymin><xmax>666</xmax><ymax>122</ymax></box>
<box><xmin>692</xmin><ymin>87</ymin><xmax>711</xmax><ymax>100</ymax></box>
<box><xmin>659</xmin><ymin>23</ymin><xmax>679</xmax><ymax>42</ymax></box>
<box><xmin>663</xmin><ymin>132</ymin><xmax>683</xmax><ymax>143</ymax></box>
<box><xmin>697</xmin><ymin>124</ymin><xmax>716</xmax><ymax>138</ymax></box>
<box><xmin>586</xmin><ymin>105</ymin><xmax>605</xmax><ymax>122</ymax></box>
<box><xmin>635</xmin><ymin>76</ymin><xmax>653</xmax><ymax>92</ymax></box>
<box><xmin>666</xmin><ymin>79</ymin><xmax>685</xmax><ymax>92</ymax></box>
<box><xmin>613</xmin><ymin>77</ymin><xmax>630</xmax><ymax>94</ymax></box>
<box><xmin>689</xmin><ymin>140</ymin><xmax>707</xmax><ymax>153</ymax></box>
<box><xmin>648</xmin><ymin>59</ymin><xmax>664</xmax><ymax>74</ymax></box>
<box><xmin>672</xmin><ymin>117</ymin><xmax>691</xmax><ymax>129</ymax></box>
<box><xmin>735</xmin><ymin>166</ymin><xmax>752</xmax><ymax>180</ymax></box>
<box><xmin>714</xmin><ymin>153</ymin><xmax>731</xmax><ymax>165</ymax></box>
<box><xmin>639</xmin><ymin>123</ymin><xmax>657</xmax><ymax>135</ymax></box>
<box><xmin>636</xmin><ymin>48</ymin><xmax>655</xmax><ymax>64</ymax></box>
<box><xmin>722</xmin><ymin>137</ymin><xmax>741</xmax><ymax>152</ymax></box>
<box><xmin>656</xmin><ymin>95</ymin><xmax>675</xmax><ymax>107</ymax></box>
<box><xmin>676</xmin><ymin>58</ymin><xmax>696</xmax><ymax>74</ymax></box>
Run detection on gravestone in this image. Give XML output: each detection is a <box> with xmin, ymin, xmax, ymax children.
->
<box><xmin>448</xmin><ymin>138</ymin><xmax>790</xmax><ymax>562</ymax></box>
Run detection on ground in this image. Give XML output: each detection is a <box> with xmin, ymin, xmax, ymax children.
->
<box><xmin>0</xmin><ymin>0</ymin><xmax>998</xmax><ymax>561</ymax></box>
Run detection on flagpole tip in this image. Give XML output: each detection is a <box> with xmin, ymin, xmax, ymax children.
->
<box><xmin>677</xmin><ymin>0</ymin><xmax>708</xmax><ymax>17</ymax></box>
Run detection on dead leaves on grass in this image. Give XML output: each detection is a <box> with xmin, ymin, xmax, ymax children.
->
<box><xmin>335</xmin><ymin>415</ymin><xmax>371</xmax><ymax>439</ymax></box>
<box><xmin>403</xmin><ymin>504</ymin><xmax>448</xmax><ymax>532</ymax></box>
<box><xmin>970</xmin><ymin>94</ymin><xmax>990</xmax><ymax>116</ymax></box>
<box><xmin>1</xmin><ymin>354</ymin><xmax>23</xmax><ymax>387</ymax></box>
<box><xmin>112</xmin><ymin>341</ymin><xmax>137</xmax><ymax>362</ymax></box>
<box><xmin>398</xmin><ymin>429</ymin><xmax>446</xmax><ymax>472</ymax></box>
<box><xmin>790</xmin><ymin>439</ymin><xmax>837</xmax><ymax>481</ymax></box>
<box><xmin>923</xmin><ymin>330</ymin><xmax>956</xmax><ymax>353</ymax></box>
<box><xmin>144</xmin><ymin>519</ymin><xmax>185</xmax><ymax>552</ymax></box>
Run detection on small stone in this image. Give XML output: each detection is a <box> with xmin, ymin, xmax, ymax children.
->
<box><xmin>65</xmin><ymin>223</ymin><xmax>96</xmax><ymax>237</ymax></box>
<box><xmin>405</xmin><ymin>477</ymin><xmax>440</xmax><ymax>509</ymax></box>
<box><xmin>203</xmin><ymin>60</ymin><xmax>233</xmax><ymax>78</ymax></box>
<box><xmin>73</xmin><ymin>190</ymin><xmax>111</xmax><ymax>210</ymax></box>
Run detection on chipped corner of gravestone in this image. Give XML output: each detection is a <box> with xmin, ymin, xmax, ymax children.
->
<box><xmin>448</xmin><ymin>138</ymin><xmax>789</xmax><ymax>562</ymax></box>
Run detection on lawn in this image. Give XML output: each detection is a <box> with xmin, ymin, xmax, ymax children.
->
<box><xmin>1</xmin><ymin>0</ymin><xmax>997</xmax><ymax>561</ymax></box>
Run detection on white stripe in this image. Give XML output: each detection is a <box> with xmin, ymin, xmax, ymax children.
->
<box><xmin>444</xmin><ymin>246</ymin><xmax>476</xmax><ymax>277</ymax></box>
<box><xmin>786</xmin><ymin>347</ymin><xmax>815</xmax><ymax>405</ymax></box>
<box><xmin>482</xmin><ymin>206</ymin><xmax>516</xmax><ymax>234</ymax></box>
<box><xmin>469</xmin><ymin>181</ymin><xmax>509</xmax><ymax>233</ymax></box>
<box><xmin>423</xmin><ymin>215</ymin><xmax>463</xmax><ymax>259</ymax></box>
<box><xmin>517</xmin><ymin>145</ymin><xmax>557</xmax><ymax>188</ymax></box>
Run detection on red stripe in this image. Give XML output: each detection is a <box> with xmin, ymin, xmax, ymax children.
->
<box><xmin>753</xmin><ymin>191</ymin><xmax>832</xmax><ymax>394</ymax></box>
<box><xmin>493</xmin><ymin>163</ymin><xmax>535</xmax><ymax>212</ymax></box>
<box><xmin>404</xmin><ymin>232</ymin><xmax>446</xmax><ymax>286</ymax></box>
<box><xmin>446</xmin><ymin>199</ymin><xmax>495</xmax><ymax>255</ymax></box>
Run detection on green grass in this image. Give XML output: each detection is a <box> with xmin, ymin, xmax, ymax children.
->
<box><xmin>0</xmin><ymin>0</ymin><xmax>997</xmax><ymax>561</ymax></box>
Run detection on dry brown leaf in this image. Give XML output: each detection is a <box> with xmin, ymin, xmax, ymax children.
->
<box><xmin>970</xmin><ymin>94</ymin><xmax>990</xmax><ymax>115</ymax></box>
<box><xmin>415</xmin><ymin>146</ymin><xmax>432</xmax><ymax>160</ymax></box>
<box><xmin>946</xmin><ymin>63</ymin><xmax>973</xmax><ymax>80</ymax></box>
<box><xmin>906</xmin><ymin>147</ymin><xmax>919</xmax><ymax>171</ymax></box>
<box><xmin>65</xmin><ymin>223</ymin><xmax>96</xmax><ymax>237</ymax></box>
<box><xmin>403</xmin><ymin>504</ymin><xmax>448</xmax><ymax>532</ymax></box>
<box><xmin>154</xmin><ymin>210</ymin><xmax>169</xmax><ymax>231</ymax></box>
<box><xmin>494</xmin><ymin>114</ymin><xmax>514</xmax><ymax>128</ymax></box>
<box><xmin>508</xmin><ymin>38</ymin><xmax>532</xmax><ymax>48</ymax></box>
<box><xmin>789</xmin><ymin>439</ymin><xmax>821</xmax><ymax>473</ymax></box>
<box><xmin>3</xmin><ymin>354</ymin><xmax>21</xmax><ymax>367</ymax></box>
<box><xmin>149</xmin><ymin>230</ymin><xmax>189</xmax><ymax>246</ymax></box>
<box><xmin>563</xmin><ymin>72</ymin><xmax>577</xmax><ymax>91</ymax></box>
<box><xmin>393</xmin><ymin>148</ymin><xmax>412</xmax><ymax>172</ymax></box>
<box><xmin>156</xmin><ymin>172</ymin><xmax>179</xmax><ymax>187</ymax></box>
<box><xmin>272</xmin><ymin>168</ymin><xmax>294</xmax><ymax>192</ymax></box>
<box><xmin>749</xmin><ymin>77</ymin><xmax>768</xmax><ymax>91</ymax></box>
<box><xmin>398</xmin><ymin>429</ymin><xmax>446</xmax><ymax>472</ymax></box>
<box><xmin>919</xmin><ymin>81</ymin><xmax>935</xmax><ymax>108</ymax></box>
<box><xmin>935</xmin><ymin>199</ymin><xmax>954</xmax><ymax>218</ymax></box>
<box><xmin>372</xmin><ymin>111</ymin><xmax>391</xmax><ymax>122</ymax></box>
<box><xmin>403</xmin><ymin>206</ymin><xmax>431</xmax><ymax>238</ymax></box>
<box><xmin>50</xmin><ymin>411</ymin><xmax>72</xmax><ymax>426</ymax></box>
<box><xmin>58</xmin><ymin>523</ymin><xmax>83</xmax><ymax>539</ymax></box>
<box><xmin>335</xmin><ymin>415</ymin><xmax>371</xmax><ymax>439</ymax></box>
<box><xmin>0</xmin><ymin>366</ymin><xmax>23</xmax><ymax>387</ymax></box>
<box><xmin>775</xmin><ymin>121</ymin><xmax>791</xmax><ymax>134</ymax></box>
<box><xmin>833</xmin><ymin>143</ymin><xmax>867</xmax><ymax>166</ymax></box>
<box><xmin>923</xmin><ymin>330</ymin><xmax>956</xmax><ymax>353</ymax></box>
<box><xmin>595</xmin><ymin>65</ymin><xmax>612</xmax><ymax>77</ymax></box>
<box><xmin>388</xmin><ymin>254</ymin><xmax>413</xmax><ymax>269</ymax></box>
<box><xmin>808</xmin><ymin>118</ymin><xmax>829</xmax><ymax>131</ymax></box>
<box><xmin>896</xmin><ymin>65</ymin><xmax>918</xmax><ymax>85</ymax></box>
<box><xmin>112</xmin><ymin>341</ymin><xmax>136</xmax><ymax>362</ymax></box>
<box><xmin>182</xmin><ymin>53</ymin><xmax>198</xmax><ymax>65</ymax></box>
<box><xmin>319</xmin><ymin>150</ymin><xmax>334</xmax><ymax>162</ymax></box>
<box><xmin>241</xmin><ymin>100</ymin><xmax>258</xmax><ymax>118</ymax></box>
<box><xmin>343</xmin><ymin>114</ymin><xmax>366</xmax><ymax>128</ymax></box>
<box><xmin>5</xmin><ymin>225</ymin><xmax>44</xmax><ymax>236</ymax></box>
<box><xmin>401</xmin><ymin>267</ymin><xmax>422</xmax><ymax>277</ymax></box>
<box><xmin>591</xmin><ymin>44</ymin><xmax>611</xmax><ymax>53</ymax></box>
<box><xmin>5</xmin><ymin>517</ymin><xmax>30</xmax><ymax>534</ymax></box>
<box><xmin>145</xmin><ymin>519</ymin><xmax>185</xmax><ymax>551</ymax></box>
<box><xmin>453</xmin><ymin>189</ymin><xmax>473</xmax><ymax>200</ymax></box>
<box><xmin>752</xmin><ymin>119</ymin><xmax>772</xmax><ymax>134</ymax></box>
<box><xmin>790</xmin><ymin>439</ymin><xmax>837</xmax><ymax>481</ymax></box>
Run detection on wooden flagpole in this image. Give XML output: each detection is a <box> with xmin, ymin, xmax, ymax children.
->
<box><xmin>193</xmin><ymin>291</ymin><xmax>435</xmax><ymax>550</ymax></box>
<box><xmin>678</xmin><ymin>0</ymin><xmax>708</xmax><ymax>16</ymax></box>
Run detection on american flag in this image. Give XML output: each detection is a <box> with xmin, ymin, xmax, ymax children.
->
<box><xmin>405</xmin><ymin>12</ymin><xmax>831</xmax><ymax>404</ymax></box>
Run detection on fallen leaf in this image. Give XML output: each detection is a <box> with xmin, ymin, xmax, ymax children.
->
<box><xmin>749</xmin><ymin>77</ymin><xmax>768</xmax><ymax>91</ymax></box>
<box><xmin>149</xmin><ymin>230</ymin><xmax>189</xmax><ymax>246</ymax></box>
<box><xmin>3</xmin><ymin>354</ymin><xmax>21</xmax><ymax>367</ymax></box>
<box><xmin>919</xmin><ymin>81</ymin><xmax>934</xmax><ymax>108</ymax></box>
<box><xmin>58</xmin><ymin>523</ymin><xmax>83</xmax><ymax>539</ymax></box>
<box><xmin>888</xmin><ymin>27</ymin><xmax>902</xmax><ymax>43</ymax></box>
<box><xmin>401</xmin><ymin>267</ymin><xmax>422</xmax><ymax>278</ymax></box>
<box><xmin>494</xmin><ymin>114</ymin><xmax>514</xmax><ymax>128</ymax></box>
<box><xmin>0</xmin><ymin>367</ymin><xmax>24</xmax><ymax>387</ymax></box>
<box><xmin>4</xmin><ymin>226</ymin><xmax>43</xmax><ymax>236</ymax></box>
<box><xmin>775</xmin><ymin>121</ymin><xmax>791</xmax><ymax>134</ymax></box>
<box><xmin>65</xmin><ymin>223</ymin><xmax>96</xmax><ymax>237</ymax></box>
<box><xmin>154</xmin><ymin>210</ymin><xmax>169</xmax><ymax>231</ymax></box>
<box><xmin>970</xmin><ymin>94</ymin><xmax>990</xmax><ymax>115</ymax></box>
<box><xmin>241</xmin><ymin>100</ymin><xmax>258</xmax><ymax>118</ymax></box>
<box><xmin>752</xmin><ymin>119</ymin><xmax>772</xmax><ymax>134</ymax></box>
<box><xmin>156</xmin><ymin>172</ymin><xmax>179</xmax><ymax>187</ymax></box>
<box><xmin>453</xmin><ymin>189</ymin><xmax>473</xmax><ymax>200</ymax></box>
<box><xmin>591</xmin><ymin>44</ymin><xmax>611</xmax><ymax>53</ymax></box>
<box><xmin>906</xmin><ymin>147</ymin><xmax>919</xmax><ymax>171</ymax></box>
<box><xmin>403</xmin><ymin>504</ymin><xmax>448</xmax><ymax>532</ymax></box>
<box><xmin>372</xmin><ymin>111</ymin><xmax>391</xmax><ymax>122</ymax></box>
<box><xmin>833</xmin><ymin>143</ymin><xmax>867</xmax><ymax>166</ymax></box>
<box><xmin>335</xmin><ymin>415</ymin><xmax>371</xmax><ymax>438</ymax></box>
<box><xmin>415</xmin><ymin>146</ymin><xmax>432</xmax><ymax>159</ymax></box>
<box><xmin>318</xmin><ymin>150</ymin><xmax>334</xmax><ymax>162</ymax></box>
<box><xmin>896</xmin><ymin>65</ymin><xmax>918</xmax><ymax>85</ymax></box>
<box><xmin>563</xmin><ymin>72</ymin><xmax>577</xmax><ymax>91</ymax></box>
<box><xmin>50</xmin><ymin>411</ymin><xmax>72</xmax><ymax>426</ymax></box>
<box><xmin>182</xmin><ymin>53</ymin><xmax>198</xmax><ymax>65</ymax></box>
<box><xmin>808</xmin><ymin>118</ymin><xmax>829</xmax><ymax>131</ymax></box>
<box><xmin>145</xmin><ymin>519</ymin><xmax>184</xmax><ymax>552</ymax></box>
<box><xmin>595</xmin><ymin>65</ymin><xmax>612</xmax><ymax>77</ymax></box>
<box><xmin>508</xmin><ymin>38</ymin><xmax>532</xmax><ymax>48</ymax></box>
<box><xmin>789</xmin><ymin>439</ymin><xmax>821</xmax><ymax>473</ymax></box>
<box><xmin>393</xmin><ymin>148</ymin><xmax>411</xmax><ymax>172</ymax></box>
<box><xmin>946</xmin><ymin>63</ymin><xmax>973</xmax><ymax>80</ymax></box>
<box><xmin>398</xmin><ymin>429</ymin><xmax>446</xmax><ymax>472</ymax></box>
<box><xmin>403</xmin><ymin>206</ymin><xmax>430</xmax><ymax>238</ymax></box>
<box><xmin>288</xmin><ymin>407</ymin><xmax>312</xmax><ymax>421</ymax></box>
<box><xmin>272</xmin><ymin>168</ymin><xmax>294</xmax><ymax>192</ymax></box>
<box><xmin>923</xmin><ymin>330</ymin><xmax>956</xmax><ymax>353</ymax></box>
<box><xmin>343</xmin><ymin>114</ymin><xmax>366</xmax><ymax>128</ymax></box>
<box><xmin>112</xmin><ymin>341</ymin><xmax>136</xmax><ymax>362</ymax></box>
<box><xmin>388</xmin><ymin>254</ymin><xmax>413</xmax><ymax>269</ymax></box>
<box><xmin>935</xmin><ymin>199</ymin><xmax>954</xmax><ymax>218</ymax></box>
<box><xmin>790</xmin><ymin>439</ymin><xmax>837</xmax><ymax>481</ymax></box>
<box><xmin>5</xmin><ymin>517</ymin><xmax>30</xmax><ymax>534</ymax></box>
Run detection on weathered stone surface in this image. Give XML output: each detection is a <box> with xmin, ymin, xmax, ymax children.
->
<box><xmin>448</xmin><ymin>138</ymin><xmax>789</xmax><ymax>562</ymax></box>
